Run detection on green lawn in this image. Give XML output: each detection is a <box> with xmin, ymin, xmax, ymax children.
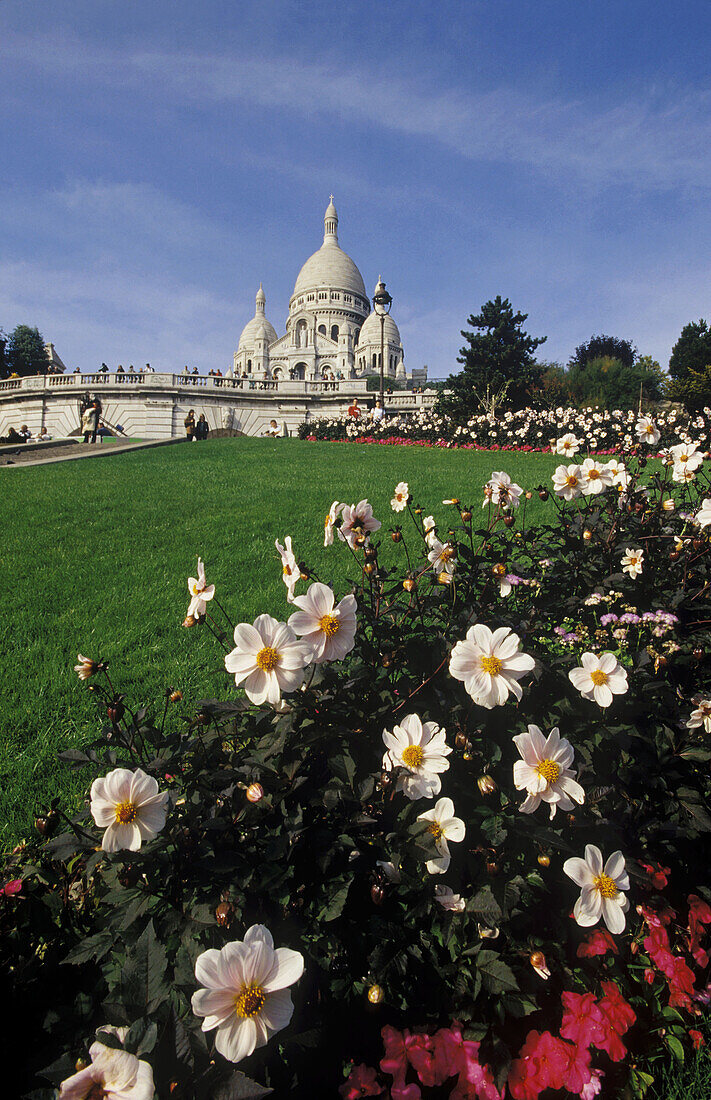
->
<box><xmin>0</xmin><ymin>438</ymin><xmax>562</xmax><ymax>847</ymax></box>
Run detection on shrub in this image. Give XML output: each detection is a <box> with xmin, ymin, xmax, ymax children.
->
<box><xmin>3</xmin><ymin>423</ymin><xmax>711</xmax><ymax>1098</ymax></box>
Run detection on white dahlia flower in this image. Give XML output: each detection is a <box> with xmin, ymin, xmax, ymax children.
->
<box><xmin>568</xmin><ymin>651</ymin><xmax>628</xmax><ymax>708</ymax></box>
<box><xmin>287</xmin><ymin>582</ymin><xmax>357</xmax><ymax>663</ymax></box>
<box><xmin>423</xmin><ymin>514</ymin><xmax>437</xmax><ymax>547</ymax></box>
<box><xmin>563</xmin><ymin>844</ymin><xmax>630</xmax><ymax>934</ymax></box>
<box><xmin>427</xmin><ymin>537</ymin><xmax>457</xmax><ymax>576</ymax></box>
<box><xmin>391</xmin><ymin>481</ymin><xmax>409</xmax><ymax>512</ymax></box>
<box><xmin>449</xmin><ymin>624</ymin><xmax>535</xmax><ymax>709</ymax></box>
<box><xmin>382</xmin><ymin>712</ymin><xmax>452</xmax><ymax>800</ymax></box>
<box><xmin>338</xmin><ymin>499</ymin><xmax>381</xmax><ymax>548</ymax></box>
<box><xmin>686</xmin><ymin>695</ymin><xmax>711</xmax><ymax>733</ymax></box>
<box><xmin>90</xmin><ymin>767</ymin><xmax>169</xmax><ymax>853</ymax></box>
<box><xmin>636</xmin><ymin>416</ymin><xmax>660</xmax><ymax>445</ymax></box>
<box><xmin>621</xmin><ymin>547</ymin><xmax>644</xmax><ymax>578</ymax></box>
<box><xmin>59</xmin><ymin>1038</ymin><xmax>154</xmax><ymax>1099</ymax></box>
<box><xmin>417</xmin><ymin>797</ymin><xmax>466</xmax><ymax>874</ymax></box>
<box><xmin>323</xmin><ymin>500</ymin><xmax>343</xmax><ymax>547</ymax></box>
<box><xmin>187</xmin><ymin>556</ymin><xmax>215</xmax><ymax>618</ymax></box>
<box><xmin>579</xmin><ymin>457</ymin><xmax>613</xmax><ymax>496</ymax></box>
<box><xmin>670</xmin><ymin>441</ymin><xmax>704</xmax><ymax>472</ymax></box>
<box><xmin>275</xmin><ymin>536</ymin><xmax>299</xmax><ymax>603</ymax></box>
<box><xmin>435</xmin><ymin>884</ymin><xmax>466</xmax><ymax>911</ymax></box>
<box><xmin>512</xmin><ymin>725</ymin><xmax>584</xmax><ymax>819</ymax></box>
<box><xmin>483</xmin><ymin>470</ymin><xmax>523</xmax><ymax>509</ymax></box>
<box><xmin>225</xmin><ymin>614</ymin><xmax>311</xmax><ymax>706</ymax></box>
<box><xmin>192</xmin><ymin>924</ymin><xmax>304</xmax><ymax>1063</ymax></box>
<box><xmin>555</xmin><ymin>433</ymin><xmax>581</xmax><ymax>457</ymax></box>
<box><xmin>552</xmin><ymin>463</ymin><xmax>583</xmax><ymax>500</ymax></box>
<box><xmin>695</xmin><ymin>498</ymin><xmax>711</xmax><ymax>528</ymax></box>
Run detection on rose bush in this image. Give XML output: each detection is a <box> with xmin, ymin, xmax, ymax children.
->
<box><xmin>2</xmin><ymin>419</ymin><xmax>711</xmax><ymax>1098</ymax></box>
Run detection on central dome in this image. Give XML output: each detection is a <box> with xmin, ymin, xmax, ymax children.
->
<box><xmin>292</xmin><ymin>198</ymin><xmax>367</xmax><ymax>301</ymax></box>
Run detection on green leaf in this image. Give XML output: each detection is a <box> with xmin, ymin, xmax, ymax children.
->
<box><xmin>318</xmin><ymin>879</ymin><xmax>352</xmax><ymax>922</ymax></box>
<box><xmin>213</xmin><ymin>1071</ymin><xmax>273</xmax><ymax>1099</ymax></box>
<box><xmin>62</xmin><ymin>930</ymin><xmax>114</xmax><ymax>966</ymax></box>
<box><xmin>666</xmin><ymin>1035</ymin><xmax>685</xmax><ymax>1063</ymax></box>
<box><xmin>476</xmin><ymin>950</ymin><xmax>518</xmax><ymax>994</ymax></box>
<box><xmin>121</xmin><ymin>919</ymin><xmax>168</xmax><ymax>1013</ymax></box>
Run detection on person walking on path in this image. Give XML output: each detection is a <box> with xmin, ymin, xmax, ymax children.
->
<box><xmin>184</xmin><ymin>410</ymin><xmax>196</xmax><ymax>441</ymax></box>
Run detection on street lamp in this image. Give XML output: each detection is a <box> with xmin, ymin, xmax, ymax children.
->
<box><xmin>372</xmin><ymin>277</ymin><xmax>392</xmax><ymax>407</ymax></box>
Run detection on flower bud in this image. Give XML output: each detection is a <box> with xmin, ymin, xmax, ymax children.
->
<box><xmin>169</xmin><ymin>689</ymin><xmax>183</xmax><ymax>702</ymax></box>
<box><xmin>529</xmin><ymin>950</ymin><xmax>550</xmax><ymax>979</ymax></box>
<box><xmin>477</xmin><ymin>775</ymin><xmax>497</xmax><ymax>796</ymax></box>
<box><xmin>367</xmin><ymin>983</ymin><xmax>384</xmax><ymax>1004</ymax></box>
<box><xmin>630</xmin><ymin>940</ymin><xmax>638</xmax><ymax>956</ymax></box>
<box><xmin>402</xmin><ymin>578</ymin><xmax>415</xmax><ymax>592</ymax></box>
<box><xmin>461</xmin><ymin>510</ymin><xmax>472</xmax><ymax>522</ymax></box>
<box><xmin>391</xmin><ymin>530</ymin><xmax>402</xmax><ymax>542</ymax></box>
<box><xmin>537</xmin><ymin>853</ymin><xmax>550</xmax><ymax>868</ymax></box>
<box><xmin>539</xmin><ymin>489</ymin><xmax>549</xmax><ymax>501</ymax></box>
<box><xmin>694</xmin><ymin>647</ymin><xmax>704</xmax><ymax>661</ymax></box>
<box><xmin>107</xmin><ymin>701</ymin><xmax>125</xmax><ymax>724</ymax></box>
<box><xmin>437</xmin><ymin>572</ymin><xmax>453</xmax><ymax>585</ymax></box>
<box><xmin>182</xmin><ymin>615</ymin><xmax>196</xmax><ymax>628</ymax></box>
<box><xmin>364</xmin><ymin>546</ymin><xmax>377</xmax><ymax>561</ymax></box>
<box><xmin>364</xmin><ymin>562</ymin><xmax>377</xmax><ymax>576</ymax></box>
<box><xmin>246</xmin><ymin>782</ymin><xmax>264</xmax><ymax>803</ymax></box>
<box><xmin>370</xmin><ymin>883</ymin><xmax>385</xmax><ymax>906</ymax></box>
<box><xmin>492</xmin><ymin>563</ymin><xmax>507</xmax><ymax>578</ymax></box>
<box><xmin>503</xmin><ymin>514</ymin><xmax>515</xmax><ymax>528</ymax></box>
<box><xmin>583</xmin><ymin>529</ymin><xmax>592</xmax><ymax>541</ymax></box>
<box><xmin>669</xmin><ymin>550</ymin><xmax>680</xmax><ymax>562</ymax></box>
<box><xmin>455</xmin><ymin>731</ymin><xmax>468</xmax><ymax>750</ymax></box>
<box><xmin>662</xmin><ymin>499</ymin><xmax>675</xmax><ymax>512</ymax></box>
<box><xmin>215</xmin><ymin>901</ymin><xmax>232</xmax><ymax>927</ymax></box>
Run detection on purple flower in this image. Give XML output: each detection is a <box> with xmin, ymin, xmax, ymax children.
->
<box><xmin>600</xmin><ymin>613</ymin><xmax>618</xmax><ymax>626</ymax></box>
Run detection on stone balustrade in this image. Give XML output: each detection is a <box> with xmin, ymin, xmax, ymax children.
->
<box><xmin>0</xmin><ymin>373</ymin><xmax>437</xmax><ymax>440</ymax></box>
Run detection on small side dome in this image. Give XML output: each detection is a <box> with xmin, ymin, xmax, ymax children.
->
<box><xmin>356</xmin><ymin>310</ymin><xmax>402</xmax><ymax>348</ymax></box>
<box><xmin>238</xmin><ymin>284</ymin><xmax>278</xmax><ymax>349</ymax></box>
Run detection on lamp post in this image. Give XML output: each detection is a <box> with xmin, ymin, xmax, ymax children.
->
<box><xmin>372</xmin><ymin>277</ymin><xmax>392</xmax><ymax>407</ymax></box>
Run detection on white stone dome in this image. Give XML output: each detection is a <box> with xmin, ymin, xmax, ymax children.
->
<box><xmin>357</xmin><ymin>309</ymin><xmax>402</xmax><ymax>348</ymax></box>
<box><xmin>292</xmin><ymin>198</ymin><xmax>367</xmax><ymax>300</ymax></box>
<box><xmin>238</xmin><ymin>284</ymin><xmax>278</xmax><ymax>349</ymax></box>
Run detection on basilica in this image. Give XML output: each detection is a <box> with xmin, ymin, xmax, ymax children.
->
<box><xmin>232</xmin><ymin>199</ymin><xmax>426</xmax><ymax>385</ymax></box>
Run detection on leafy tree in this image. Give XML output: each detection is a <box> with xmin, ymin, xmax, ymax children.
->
<box><xmin>665</xmin><ymin>366</ymin><xmax>711</xmax><ymax>412</ymax></box>
<box><xmin>533</xmin><ymin>361</ymin><xmax>572</xmax><ymax>409</ymax></box>
<box><xmin>569</xmin><ymin>334</ymin><xmax>637</xmax><ymax>371</ymax></box>
<box><xmin>567</xmin><ymin>355</ymin><xmax>664</xmax><ymax>410</ymax></box>
<box><xmin>6</xmin><ymin>324</ymin><xmax>47</xmax><ymax>377</ymax></box>
<box><xmin>668</xmin><ymin>319</ymin><xmax>711</xmax><ymax>381</ymax></box>
<box><xmin>438</xmin><ymin>296</ymin><xmax>546</xmax><ymax>420</ymax></box>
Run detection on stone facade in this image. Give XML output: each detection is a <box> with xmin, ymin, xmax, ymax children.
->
<box><xmin>232</xmin><ymin>199</ymin><xmax>427</xmax><ymax>388</ymax></box>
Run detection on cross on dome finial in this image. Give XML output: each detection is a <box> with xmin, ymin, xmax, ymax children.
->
<box><xmin>255</xmin><ymin>283</ymin><xmax>266</xmax><ymax>314</ymax></box>
<box><xmin>324</xmin><ymin>196</ymin><xmax>338</xmax><ymax>243</ymax></box>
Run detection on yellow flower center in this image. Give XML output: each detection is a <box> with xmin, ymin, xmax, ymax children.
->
<box><xmin>428</xmin><ymin>821</ymin><xmax>443</xmax><ymax>842</ymax></box>
<box><xmin>566</xmin><ymin>475</ymin><xmax>578</xmax><ymax>488</ymax></box>
<box><xmin>590</xmin><ymin>669</ymin><xmax>609</xmax><ymax>686</ymax></box>
<box><xmin>401</xmin><ymin>744</ymin><xmax>424</xmax><ymax>769</ymax></box>
<box><xmin>588</xmin><ymin>468</ymin><xmax>600</xmax><ymax>480</ymax></box>
<box><xmin>442</xmin><ymin>546</ymin><xmax>456</xmax><ymax>561</ymax></box>
<box><xmin>535</xmin><ymin>759</ymin><xmax>561</xmax><ymax>787</ymax></box>
<box><xmin>324</xmin><ymin>514</ymin><xmax>331</xmax><ymax>527</ymax></box>
<box><xmin>593</xmin><ymin>872</ymin><xmax>619</xmax><ymax>899</ymax></box>
<box><xmin>492</xmin><ymin>563</ymin><xmax>507</xmax><ymax>577</ymax></box>
<box><xmin>318</xmin><ymin>613</ymin><xmax>341</xmax><ymax>637</ymax></box>
<box><xmin>256</xmin><ymin>646</ymin><xmax>281</xmax><ymax>672</ymax></box>
<box><xmin>234</xmin><ymin>982</ymin><xmax>266</xmax><ymax>1018</ymax></box>
<box><xmin>480</xmin><ymin>655</ymin><xmax>503</xmax><ymax>676</ymax></box>
<box><xmin>282</xmin><ymin>565</ymin><xmax>292</xmax><ymax>576</ymax></box>
<box><xmin>396</xmin><ymin>493</ymin><xmax>404</xmax><ymax>501</ymax></box>
<box><xmin>86</xmin><ymin>1085</ymin><xmax>108</xmax><ymax>1100</ymax></box>
<box><xmin>114</xmin><ymin>801</ymin><xmax>137</xmax><ymax>824</ymax></box>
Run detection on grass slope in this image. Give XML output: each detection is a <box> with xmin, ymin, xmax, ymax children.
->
<box><xmin>0</xmin><ymin>438</ymin><xmax>562</xmax><ymax>846</ymax></box>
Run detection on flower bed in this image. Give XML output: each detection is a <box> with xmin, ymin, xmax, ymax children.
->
<box><xmin>3</xmin><ymin>420</ymin><xmax>711</xmax><ymax>1098</ymax></box>
<box><xmin>299</xmin><ymin>406</ymin><xmax>711</xmax><ymax>455</ymax></box>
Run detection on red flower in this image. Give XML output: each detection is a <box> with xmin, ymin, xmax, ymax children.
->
<box><xmin>380</xmin><ymin>1026</ymin><xmax>421</xmax><ymax>1100</ymax></box>
<box><xmin>507</xmin><ymin>1031</ymin><xmax>569</xmax><ymax>1099</ymax></box>
<box><xmin>559</xmin><ymin>1039</ymin><xmax>593</xmax><ymax>1095</ymax></box>
<box><xmin>0</xmin><ymin>879</ymin><xmax>22</xmax><ymax>898</ymax></box>
<box><xmin>595</xmin><ymin>982</ymin><xmax>636</xmax><ymax>1062</ymax></box>
<box><xmin>639</xmin><ymin>861</ymin><xmax>670</xmax><ymax>891</ymax></box>
<box><xmin>689</xmin><ymin>1029</ymin><xmax>705</xmax><ymax>1050</ymax></box>
<box><xmin>687</xmin><ymin>894</ymin><xmax>711</xmax><ymax>967</ymax></box>
<box><xmin>339</xmin><ymin>1064</ymin><xmax>384</xmax><ymax>1099</ymax></box>
<box><xmin>431</xmin><ymin>1025</ymin><xmax>503</xmax><ymax>1099</ymax></box>
<box><xmin>576</xmin><ymin>930</ymin><xmax>619</xmax><ymax>958</ymax></box>
<box><xmin>405</xmin><ymin>1032</ymin><xmax>438</xmax><ymax>1088</ymax></box>
<box><xmin>560</xmin><ymin>991</ymin><xmax>606</xmax><ymax>1049</ymax></box>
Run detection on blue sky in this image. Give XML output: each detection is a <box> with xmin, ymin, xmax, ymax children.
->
<box><xmin>1</xmin><ymin>0</ymin><xmax>710</xmax><ymax>376</ymax></box>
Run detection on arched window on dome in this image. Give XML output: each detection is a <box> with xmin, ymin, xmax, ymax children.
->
<box><xmin>318</xmin><ymin>324</ymin><xmax>327</xmax><ymax>337</ymax></box>
<box><xmin>331</xmin><ymin>325</ymin><xmax>339</xmax><ymax>341</ymax></box>
<box><xmin>371</xmin><ymin>353</ymin><xmax>377</xmax><ymax>370</ymax></box>
<box><xmin>247</xmin><ymin>359</ymin><xmax>252</xmax><ymax>373</ymax></box>
<box><xmin>389</xmin><ymin>355</ymin><xmax>394</xmax><ymax>371</ymax></box>
<box><xmin>294</xmin><ymin>362</ymin><xmax>307</xmax><ymax>380</ymax></box>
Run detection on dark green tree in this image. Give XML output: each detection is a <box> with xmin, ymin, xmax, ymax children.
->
<box><xmin>6</xmin><ymin>324</ymin><xmax>47</xmax><ymax>377</ymax></box>
<box><xmin>568</xmin><ymin>334</ymin><xmax>637</xmax><ymax>371</ymax></box>
<box><xmin>568</xmin><ymin>354</ymin><xmax>664</xmax><ymax>410</ymax></box>
<box><xmin>0</xmin><ymin>329</ymin><xmax>7</xmax><ymax>379</ymax></box>
<box><xmin>668</xmin><ymin>319</ymin><xmax>711</xmax><ymax>381</ymax></box>
<box><xmin>437</xmin><ymin>296</ymin><xmax>546</xmax><ymax>420</ymax></box>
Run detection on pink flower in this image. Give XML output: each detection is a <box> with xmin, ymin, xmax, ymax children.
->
<box><xmin>576</xmin><ymin>929</ymin><xmax>619</xmax><ymax>958</ymax></box>
<box><xmin>507</xmin><ymin>1031</ymin><xmax>569</xmax><ymax>1098</ymax></box>
<box><xmin>432</xmin><ymin>1025</ymin><xmax>502</xmax><ymax>1098</ymax></box>
<box><xmin>0</xmin><ymin>879</ymin><xmax>22</xmax><ymax>898</ymax></box>
<box><xmin>380</xmin><ymin>1026</ymin><xmax>421</xmax><ymax>1100</ymax></box>
<box><xmin>580</xmin><ymin>1069</ymin><xmax>604</xmax><ymax>1099</ymax></box>
<box><xmin>339</xmin><ymin>1063</ymin><xmax>384</xmax><ymax>1098</ymax></box>
<box><xmin>595</xmin><ymin>981</ymin><xmax>636</xmax><ymax>1062</ymax></box>
<box><xmin>560</xmin><ymin>991</ymin><xmax>606</xmax><ymax>1049</ymax></box>
<box><xmin>689</xmin><ymin>1029</ymin><xmax>705</xmax><ymax>1050</ymax></box>
<box><xmin>687</xmin><ymin>893</ymin><xmax>711</xmax><ymax>967</ymax></box>
<box><xmin>405</xmin><ymin>1033</ymin><xmax>438</xmax><ymax>1087</ymax></box>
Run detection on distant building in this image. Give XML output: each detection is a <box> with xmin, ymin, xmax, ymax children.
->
<box><xmin>45</xmin><ymin>343</ymin><xmax>67</xmax><ymax>373</ymax></box>
<box><xmin>233</xmin><ymin>198</ymin><xmax>427</xmax><ymax>387</ymax></box>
